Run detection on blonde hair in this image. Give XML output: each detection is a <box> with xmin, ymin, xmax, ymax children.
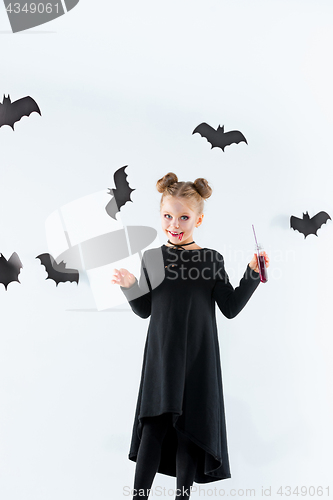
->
<box><xmin>156</xmin><ymin>172</ymin><xmax>212</xmax><ymax>216</ymax></box>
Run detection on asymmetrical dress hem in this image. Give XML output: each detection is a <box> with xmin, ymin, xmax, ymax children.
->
<box><xmin>121</xmin><ymin>244</ymin><xmax>260</xmax><ymax>484</ymax></box>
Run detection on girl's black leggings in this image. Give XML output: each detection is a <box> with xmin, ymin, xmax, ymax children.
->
<box><xmin>132</xmin><ymin>412</ymin><xmax>199</xmax><ymax>500</ymax></box>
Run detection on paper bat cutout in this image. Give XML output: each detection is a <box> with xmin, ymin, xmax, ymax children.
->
<box><xmin>192</xmin><ymin>123</ymin><xmax>247</xmax><ymax>151</ymax></box>
<box><xmin>36</xmin><ymin>253</ymin><xmax>79</xmax><ymax>286</ymax></box>
<box><xmin>290</xmin><ymin>211</ymin><xmax>331</xmax><ymax>238</ymax></box>
<box><xmin>105</xmin><ymin>165</ymin><xmax>135</xmax><ymax>220</ymax></box>
<box><xmin>0</xmin><ymin>252</ymin><xmax>23</xmax><ymax>290</ymax></box>
<box><xmin>0</xmin><ymin>94</ymin><xmax>41</xmax><ymax>130</ymax></box>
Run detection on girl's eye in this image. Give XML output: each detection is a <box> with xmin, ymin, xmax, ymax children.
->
<box><xmin>164</xmin><ymin>215</ymin><xmax>189</xmax><ymax>220</ymax></box>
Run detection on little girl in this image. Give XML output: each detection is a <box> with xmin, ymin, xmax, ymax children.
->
<box><xmin>111</xmin><ymin>172</ymin><xmax>269</xmax><ymax>499</ymax></box>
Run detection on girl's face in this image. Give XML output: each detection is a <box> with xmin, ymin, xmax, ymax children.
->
<box><xmin>160</xmin><ymin>197</ymin><xmax>204</xmax><ymax>245</ymax></box>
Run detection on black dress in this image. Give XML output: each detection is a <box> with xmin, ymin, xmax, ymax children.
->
<box><xmin>120</xmin><ymin>244</ymin><xmax>260</xmax><ymax>483</ymax></box>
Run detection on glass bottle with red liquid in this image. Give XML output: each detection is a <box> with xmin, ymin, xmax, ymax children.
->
<box><xmin>256</xmin><ymin>243</ymin><xmax>268</xmax><ymax>283</ymax></box>
<box><xmin>252</xmin><ymin>225</ymin><xmax>268</xmax><ymax>283</ymax></box>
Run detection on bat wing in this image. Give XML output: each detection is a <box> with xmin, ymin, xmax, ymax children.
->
<box><xmin>36</xmin><ymin>253</ymin><xmax>79</xmax><ymax>286</ymax></box>
<box><xmin>8</xmin><ymin>252</ymin><xmax>23</xmax><ymax>270</ymax></box>
<box><xmin>290</xmin><ymin>215</ymin><xmax>309</xmax><ymax>238</ymax></box>
<box><xmin>105</xmin><ymin>165</ymin><xmax>135</xmax><ymax>220</ymax></box>
<box><xmin>7</xmin><ymin>96</ymin><xmax>41</xmax><ymax>129</ymax></box>
<box><xmin>55</xmin><ymin>260</ymin><xmax>80</xmax><ymax>284</ymax></box>
<box><xmin>311</xmin><ymin>211</ymin><xmax>331</xmax><ymax>235</ymax></box>
<box><xmin>0</xmin><ymin>252</ymin><xmax>23</xmax><ymax>290</ymax></box>
<box><xmin>0</xmin><ymin>103</ymin><xmax>5</xmax><ymax>128</ymax></box>
<box><xmin>222</xmin><ymin>130</ymin><xmax>248</xmax><ymax>149</ymax></box>
<box><xmin>192</xmin><ymin>123</ymin><xmax>218</xmax><ymax>148</ymax></box>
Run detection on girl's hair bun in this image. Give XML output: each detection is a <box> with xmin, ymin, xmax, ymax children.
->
<box><xmin>193</xmin><ymin>178</ymin><xmax>212</xmax><ymax>200</ymax></box>
<box><xmin>156</xmin><ymin>172</ymin><xmax>178</xmax><ymax>193</ymax></box>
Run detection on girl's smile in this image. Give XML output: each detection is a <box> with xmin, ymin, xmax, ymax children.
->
<box><xmin>168</xmin><ymin>231</ymin><xmax>184</xmax><ymax>241</ymax></box>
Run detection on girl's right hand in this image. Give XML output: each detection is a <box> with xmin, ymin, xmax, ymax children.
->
<box><xmin>111</xmin><ymin>268</ymin><xmax>136</xmax><ymax>288</ymax></box>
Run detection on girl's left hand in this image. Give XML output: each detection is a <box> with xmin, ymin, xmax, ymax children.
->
<box><xmin>249</xmin><ymin>251</ymin><xmax>270</xmax><ymax>274</ymax></box>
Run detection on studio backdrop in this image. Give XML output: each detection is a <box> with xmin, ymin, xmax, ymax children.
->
<box><xmin>0</xmin><ymin>1</ymin><xmax>332</xmax><ymax>499</ymax></box>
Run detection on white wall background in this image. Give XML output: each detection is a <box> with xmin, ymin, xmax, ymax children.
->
<box><xmin>0</xmin><ymin>1</ymin><xmax>332</xmax><ymax>498</ymax></box>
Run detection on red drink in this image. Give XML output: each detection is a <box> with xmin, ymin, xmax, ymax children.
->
<box><xmin>258</xmin><ymin>251</ymin><xmax>268</xmax><ymax>283</ymax></box>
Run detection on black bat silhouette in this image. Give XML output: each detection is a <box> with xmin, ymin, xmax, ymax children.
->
<box><xmin>0</xmin><ymin>94</ymin><xmax>41</xmax><ymax>130</ymax></box>
<box><xmin>192</xmin><ymin>123</ymin><xmax>247</xmax><ymax>151</ymax></box>
<box><xmin>0</xmin><ymin>252</ymin><xmax>23</xmax><ymax>290</ymax></box>
<box><xmin>36</xmin><ymin>253</ymin><xmax>79</xmax><ymax>286</ymax></box>
<box><xmin>105</xmin><ymin>165</ymin><xmax>135</xmax><ymax>220</ymax></box>
<box><xmin>290</xmin><ymin>211</ymin><xmax>331</xmax><ymax>238</ymax></box>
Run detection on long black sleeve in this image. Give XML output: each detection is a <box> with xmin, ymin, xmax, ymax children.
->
<box><xmin>120</xmin><ymin>255</ymin><xmax>152</xmax><ymax>319</ymax></box>
<box><xmin>212</xmin><ymin>253</ymin><xmax>260</xmax><ymax>319</ymax></box>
